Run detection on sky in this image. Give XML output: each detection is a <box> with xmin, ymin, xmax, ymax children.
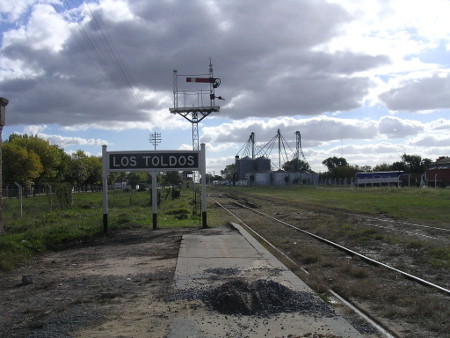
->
<box><xmin>1</xmin><ymin>0</ymin><xmax>450</xmax><ymax>175</ymax></box>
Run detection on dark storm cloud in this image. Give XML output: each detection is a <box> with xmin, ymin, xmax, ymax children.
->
<box><xmin>1</xmin><ymin>0</ymin><xmax>389</xmax><ymax>126</ymax></box>
<box><xmin>379</xmin><ymin>74</ymin><xmax>450</xmax><ymax>111</ymax></box>
<box><xmin>226</xmin><ymin>73</ymin><xmax>373</xmax><ymax>118</ymax></box>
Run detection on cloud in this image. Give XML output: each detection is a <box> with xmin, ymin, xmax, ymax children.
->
<box><xmin>205</xmin><ymin>142</ymin><xmax>237</xmax><ymax>154</ymax></box>
<box><xmin>377</xmin><ymin>116</ymin><xmax>423</xmax><ymax>138</ymax></box>
<box><xmin>177</xmin><ymin>143</ymin><xmax>193</xmax><ymax>151</ymax></box>
<box><xmin>0</xmin><ymin>0</ymin><xmax>59</xmax><ymax>22</ymax></box>
<box><xmin>0</xmin><ymin>0</ymin><xmax>391</xmax><ymax>127</ymax></box>
<box><xmin>379</xmin><ymin>74</ymin><xmax>450</xmax><ymax>111</ymax></box>
<box><xmin>408</xmin><ymin>135</ymin><xmax>450</xmax><ymax>147</ymax></box>
<box><xmin>2</xmin><ymin>0</ymin><xmax>450</xmax><ymax>175</ymax></box>
<box><xmin>23</xmin><ymin>124</ymin><xmax>48</xmax><ymax>135</ymax></box>
<box><xmin>427</xmin><ymin>118</ymin><xmax>450</xmax><ymax>131</ymax></box>
<box><xmin>14</xmin><ymin>125</ymin><xmax>109</xmax><ymax>147</ymax></box>
<box><xmin>42</xmin><ymin>134</ymin><xmax>109</xmax><ymax>147</ymax></box>
<box><xmin>2</xmin><ymin>4</ymin><xmax>70</xmax><ymax>54</ymax></box>
<box><xmin>202</xmin><ymin>116</ymin><xmax>381</xmax><ymax>146</ymax></box>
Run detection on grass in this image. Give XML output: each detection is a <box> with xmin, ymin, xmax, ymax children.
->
<box><xmin>0</xmin><ymin>188</ymin><xmax>211</xmax><ymax>271</ymax></box>
<box><xmin>216</xmin><ymin>185</ymin><xmax>450</xmax><ymax>225</ymax></box>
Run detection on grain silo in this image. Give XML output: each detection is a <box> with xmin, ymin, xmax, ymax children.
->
<box><xmin>236</xmin><ymin>156</ymin><xmax>255</xmax><ymax>180</ymax></box>
<box><xmin>255</xmin><ymin>156</ymin><xmax>271</xmax><ymax>172</ymax></box>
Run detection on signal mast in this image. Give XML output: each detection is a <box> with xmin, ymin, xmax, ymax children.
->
<box><xmin>169</xmin><ymin>60</ymin><xmax>223</xmax><ymax>214</ymax></box>
<box><xmin>169</xmin><ymin>59</ymin><xmax>223</xmax><ymax>152</ymax></box>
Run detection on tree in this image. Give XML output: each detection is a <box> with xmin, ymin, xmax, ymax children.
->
<box><xmin>7</xmin><ymin>134</ymin><xmax>67</xmax><ymax>183</ymax></box>
<box><xmin>66</xmin><ymin>150</ymin><xmax>93</xmax><ymax>188</ymax></box>
<box><xmin>400</xmin><ymin>154</ymin><xmax>432</xmax><ymax>174</ymax></box>
<box><xmin>321</xmin><ymin>156</ymin><xmax>359</xmax><ymax>179</ymax></box>
<box><xmin>221</xmin><ymin>163</ymin><xmax>236</xmax><ymax>181</ymax></box>
<box><xmin>358</xmin><ymin>165</ymin><xmax>372</xmax><ymax>172</ymax></box>
<box><xmin>212</xmin><ymin>174</ymin><xmax>223</xmax><ymax>181</ymax></box>
<box><xmin>161</xmin><ymin>171</ymin><xmax>182</xmax><ymax>187</ymax></box>
<box><xmin>84</xmin><ymin>156</ymin><xmax>103</xmax><ymax>188</ymax></box>
<box><xmin>2</xmin><ymin>143</ymin><xmax>43</xmax><ymax>186</ymax></box>
<box><xmin>127</xmin><ymin>172</ymin><xmax>151</xmax><ymax>189</ymax></box>
<box><xmin>373</xmin><ymin>163</ymin><xmax>392</xmax><ymax>171</ymax></box>
<box><xmin>382</xmin><ymin>154</ymin><xmax>433</xmax><ymax>175</ymax></box>
<box><xmin>392</xmin><ymin>161</ymin><xmax>407</xmax><ymax>172</ymax></box>
<box><xmin>332</xmin><ymin>165</ymin><xmax>359</xmax><ymax>179</ymax></box>
<box><xmin>204</xmin><ymin>173</ymin><xmax>223</xmax><ymax>184</ymax></box>
<box><xmin>160</xmin><ymin>171</ymin><xmax>182</xmax><ymax>200</ymax></box>
<box><xmin>322</xmin><ymin>156</ymin><xmax>348</xmax><ymax>171</ymax></box>
<box><xmin>282</xmin><ymin>159</ymin><xmax>310</xmax><ymax>172</ymax></box>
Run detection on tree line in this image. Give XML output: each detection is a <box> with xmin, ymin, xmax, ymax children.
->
<box><xmin>2</xmin><ymin>134</ymin><xmax>186</xmax><ymax>189</ymax></box>
<box><xmin>320</xmin><ymin>154</ymin><xmax>433</xmax><ymax>180</ymax></box>
<box><xmin>220</xmin><ymin>154</ymin><xmax>434</xmax><ymax>181</ymax></box>
<box><xmin>3</xmin><ymin>134</ymin><xmax>436</xmax><ymax>187</ymax></box>
<box><xmin>2</xmin><ymin>134</ymin><xmax>102</xmax><ymax>188</ymax></box>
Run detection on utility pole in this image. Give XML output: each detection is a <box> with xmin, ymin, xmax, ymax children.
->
<box><xmin>0</xmin><ymin>97</ymin><xmax>9</xmax><ymax>231</ymax></box>
<box><xmin>149</xmin><ymin>132</ymin><xmax>162</xmax><ymax>150</ymax></box>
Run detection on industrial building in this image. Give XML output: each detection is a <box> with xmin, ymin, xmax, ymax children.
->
<box><xmin>233</xmin><ymin>131</ymin><xmax>318</xmax><ymax>186</ymax></box>
<box><xmin>425</xmin><ymin>157</ymin><xmax>450</xmax><ymax>187</ymax></box>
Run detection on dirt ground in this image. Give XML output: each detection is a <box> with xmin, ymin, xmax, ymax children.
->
<box><xmin>0</xmin><ymin>228</ymin><xmax>199</xmax><ymax>337</ymax></box>
<box><xmin>1</xmin><ymin>225</ymin><xmax>377</xmax><ymax>338</ymax></box>
<box><xmin>1</xmin><ymin>226</ymin><xmax>367</xmax><ymax>338</ymax></box>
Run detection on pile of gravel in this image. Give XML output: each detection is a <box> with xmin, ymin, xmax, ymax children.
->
<box><xmin>178</xmin><ymin>279</ymin><xmax>336</xmax><ymax>317</ymax></box>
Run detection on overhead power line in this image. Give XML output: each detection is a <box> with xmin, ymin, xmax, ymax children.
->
<box><xmin>62</xmin><ymin>0</ymin><xmax>144</xmax><ymax>107</ymax></box>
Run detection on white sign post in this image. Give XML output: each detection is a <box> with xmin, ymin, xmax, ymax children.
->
<box><xmin>102</xmin><ymin>144</ymin><xmax>207</xmax><ymax>232</ymax></box>
<box><xmin>151</xmin><ymin>172</ymin><xmax>157</xmax><ymax>229</ymax></box>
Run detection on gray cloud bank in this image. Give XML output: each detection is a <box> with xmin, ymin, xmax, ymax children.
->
<box><xmin>1</xmin><ymin>0</ymin><xmax>394</xmax><ymax>126</ymax></box>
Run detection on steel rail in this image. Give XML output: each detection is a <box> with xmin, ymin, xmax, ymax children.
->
<box><xmin>213</xmin><ymin>197</ymin><xmax>396</xmax><ymax>338</ymax></box>
<box><xmin>219</xmin><ymin>195</ymin><xmax>450</xmax><ymax>296</ymax></box>
<box><xmin>345</xmin><ymin>212</ymin><xmax>450</xmax><ymax>233</ymax></box>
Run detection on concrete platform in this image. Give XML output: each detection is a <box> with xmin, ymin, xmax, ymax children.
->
<box><xmin>169</xmin><ymin>223</ymin><xmax>369</xmax><ymax>337</ymax></box>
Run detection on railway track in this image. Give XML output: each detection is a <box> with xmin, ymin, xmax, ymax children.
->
<box><xmin>210</xmin><ymin>192</ymin><xmax>450</xmax><ymax>337</ymax></box>
<box><xmin>215</xmin><ymin>194</ymin><xmax>450</xmax><ymax>295</ymax></box>
<box><xmin>344</xmin><ymin>212</ymin><xmax>450</xmax><ymax>244</ymax></box>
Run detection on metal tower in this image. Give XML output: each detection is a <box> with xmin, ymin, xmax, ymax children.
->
<box><xmin>257</xmin><ymin>129</ymin><xmax>291</xmax><ymax>170</ymax></box>
<box><xmin>236</xmin><ymin>132</ymin><xmax>258</xmax><ymax>159</ymax></box>
<box><xmin>169</xmin><ymin>60</ymin><xmax>222</xmax><ymax>215</ymax></box>
<box><xmin>169</xmin><ymin>60</ymin><xmax>222</xmax><ymax>151</ymax></box>
<box><xmin>295</xmin><ymin>131</ymin><xmax>307</xmax><ymax>163</ymax></box>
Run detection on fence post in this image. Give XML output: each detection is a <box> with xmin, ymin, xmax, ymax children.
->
<box><xmin>45</xmin><ymin>183</ymin><xmax>53</xmax><ymax>211</ymax></box>
<box><xmin>14</xmin><ymin>182</ymin><xmax>22</xmax><ymax>218</ymax></box>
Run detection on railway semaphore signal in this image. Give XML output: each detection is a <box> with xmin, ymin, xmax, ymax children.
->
<box><xmin>169</xmin><ymin>59</ymin><xmax>223</xmax><ymax>216</ymax></box>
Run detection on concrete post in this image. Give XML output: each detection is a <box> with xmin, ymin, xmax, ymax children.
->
<box><xmin>0</xmin><ymin>97</ymin><xmax>9</xmax><ymax>231</ymax></box>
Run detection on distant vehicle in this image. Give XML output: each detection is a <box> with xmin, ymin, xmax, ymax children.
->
<box><xmin>425</xmin><ymin>157</ymin><xmax>450</xmax><ymax>187</ymax></box>
<box><xmin>355</xmin><ymin>171</ymin><xmax>406</xmax><ymax>187</ymax></box>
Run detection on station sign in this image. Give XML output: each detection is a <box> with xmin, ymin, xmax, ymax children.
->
<box><xmin>107</xmin><ymin>151</ymin><xmax>199</xmax><ymax>171</ymax></box>
<box><xmin>102</xmin><ymin>145</ymin><xmax>207</xmax><ymax>233</ymax></box>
